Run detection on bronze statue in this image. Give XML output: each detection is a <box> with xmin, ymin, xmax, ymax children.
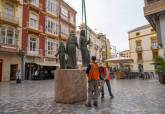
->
<box><xmin>66</xmin><ymin>31</ymin><xmax>79</xmax><ymax>69</ymax></box>
<box><xmin>79</xmin><ymin>30</ymin><xmax>90</xmax><ymax>67</ymax></box>
<box><xmin>55</xmin><ymin>42</ymin><xmax>66</xmax><ymax>69</ymax></box>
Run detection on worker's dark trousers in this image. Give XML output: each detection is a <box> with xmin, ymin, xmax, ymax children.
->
<box><xmin>101</xmin><ymin>80</ymin><xmax>113</xmax><ymax>97</ymax></box>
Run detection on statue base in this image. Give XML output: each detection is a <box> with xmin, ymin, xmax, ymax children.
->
<box><xmin>54</xmin><ymin>69</ymin><xmax>87</xmax><ymax>104</ymax></box>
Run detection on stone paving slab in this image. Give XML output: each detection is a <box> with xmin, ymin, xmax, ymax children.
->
<box><xmin>0</xmin><ymin>79</ymin><xmax>165</xmax><ymax>114</ymax></box>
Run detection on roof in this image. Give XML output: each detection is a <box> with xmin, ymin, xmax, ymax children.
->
<box><xmin>62</xmin><ymin>0</ymin><xmax>77</xmax><ymax>13</ymax></box>
<box><xmin>120</xmin><ymin>50</ymin><xmax>130</xmax><ymax>53</ymax></box>
<box><xmin>128</xmin><ymin>24</ymin><xmax>151</xmax><ymax>33</ymax></box>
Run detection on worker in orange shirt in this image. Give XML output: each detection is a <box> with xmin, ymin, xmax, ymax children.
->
<box><xmin>100</xmin><ymin>63</ymin><xmax>114</xmax><ymax>99</ymax></box>
<box><xmin>86</xmin><ymin>56</ymin><xmax>100</xmax><ymax>107</ymax></box>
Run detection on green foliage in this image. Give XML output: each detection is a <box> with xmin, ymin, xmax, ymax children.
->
<box><xmin>154</xmin><ymin>56</ymin><xmax>165</xmax><ymax>73</ymax></box>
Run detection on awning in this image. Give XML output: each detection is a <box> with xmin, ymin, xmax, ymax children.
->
<box><xmin>104</xmin><ymin>57</ymin><xmax>133</xmax><ymax>63</ymax></box>
<box><xmin>77</xmin><ymin>62</ymin><xmax>82</xmax><ymax>65</ymax></box>
<box><xmin>36</xmin><ymin>62</ymin><xmax>60</xmax><ymax>67</ymax></box>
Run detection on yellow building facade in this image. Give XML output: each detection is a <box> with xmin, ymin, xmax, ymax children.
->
<box><xmin>119</xmin><ymin>50</ymin><xmax>130</xmax><ymax>58</ymax></box>
<box><xmin>0</xmin><ymin>0</ymin><xmax>23</xmax><ymax>81</ymax></box>
<box><xmin>129</xmin><ymin>24</ymin><xmax>164</xmax><ymax>72</ymax></box>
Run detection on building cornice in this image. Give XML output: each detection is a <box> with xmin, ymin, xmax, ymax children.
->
<box><xmin>129</xmin><ymin>32</ymin><xmax>157</xmax><ymax>40</ymax></box>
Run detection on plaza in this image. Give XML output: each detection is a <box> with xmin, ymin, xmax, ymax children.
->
<box><xmin>0</xmin><ymin>0</ymin><xmax>165</xmax><ymax>114</ymax></box>
<box><xmin>0</xmin><ymin>79</ymin><xmax>165</xmax><ymax>114</ymax></box>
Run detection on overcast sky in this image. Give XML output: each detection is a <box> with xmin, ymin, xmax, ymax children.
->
<box><xmin>64</xmin><ymin>0</ymin><xmax>149</xmax><ymax>51</ymax></box>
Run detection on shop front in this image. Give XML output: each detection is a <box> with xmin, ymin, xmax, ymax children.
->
<box><xmin>25</xmin><ymin>57</ymin><xmax>59</xmax><ymax>80</ymax></box>
<box><xmin>105</xmin><ymin>57</ymin><xmax>133</xmax><ymax>79</ymax></box>
<box><xmin>0</xmin><ymin>52</ymin><xmax>21</xmax><ymax>81</ymax></box>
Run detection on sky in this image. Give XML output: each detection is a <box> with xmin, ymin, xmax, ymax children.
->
<box><xmin>64</xmin><ymin>0</ymin><xmax>149</xmax><ymax>51</ymax></box>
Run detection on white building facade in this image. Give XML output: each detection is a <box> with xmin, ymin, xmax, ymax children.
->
<box><xmin>129</xmin><ymin>24</ymin><xmax>164</xmax><ymax>72</ymax></box>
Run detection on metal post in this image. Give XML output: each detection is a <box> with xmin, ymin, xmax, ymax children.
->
<box><xmin>21</xmin><ymin>55</ymin><xmax>24</xmax><ymax>80</ymax></box>
<box><xmin>23</xmin><ymin>55</ymin><xmax>26</xmax><ymax>80</ymax></box>
<box><xmin>82</xmin><ymin>0</ymin><xmax>88</xmax><ymax>40</ymax></box>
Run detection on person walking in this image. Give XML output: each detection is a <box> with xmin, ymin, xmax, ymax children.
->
<box><xmin>100</xmin><ymin>64</ymin><xmax>114</xmax><ymax>99</ymax></box>
<box><xmin>16</xmin><ymin>69</ymin><xmax>21</xmax><ymax>84</ymax></box>
<box><xmin>86</xmin><ymin>56</ymin><xmax>100</xmax><ymax>107</ymax></box>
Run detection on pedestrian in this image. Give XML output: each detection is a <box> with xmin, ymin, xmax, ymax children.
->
<box><xmin>16</xmin><ymin>69</ymin><xmax>21</xmax><ymax>84</ymax></box>
<box><xmin>100</xmin><ymin>63</ymin><xmax>114</xmax><ymax>99</ymax></box>
<box><xmin>85</xmin><ymin>56</ymin><xmax>100</xmax><ymax>107</ymax></box>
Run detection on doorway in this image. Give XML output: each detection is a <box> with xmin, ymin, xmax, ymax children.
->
<box><xmin>0</xmin><ymin>60</ymin><xmax>2</xmax><ymax>82</ymax></box>
<box><xmin>10</xmin><ymin>64</ymin><xmax>18</xmax><ymax>81</ymax></box>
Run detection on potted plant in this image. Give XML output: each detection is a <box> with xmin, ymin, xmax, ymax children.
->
<box><xmin>154</xmin><ymin>56</ymin><xmax>165</xmax><ymax>84</ymax></box>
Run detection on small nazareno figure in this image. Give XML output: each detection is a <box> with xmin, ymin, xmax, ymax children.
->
<box><xmin>55</xmin><ymin>42</ymin><xmax>66</xmax><ymax>69</ymax></box>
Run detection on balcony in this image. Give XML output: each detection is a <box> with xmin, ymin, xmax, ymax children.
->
<box><xmin>28</xmin><ymin>1</ymin><xmax>40</xmax><ymax>11</ymax></box>
<box><xmin>137</xmin><ymin>59</ymin><xmax>143</xmax><ymax>63</ymax></box>
<box><xmin>44</xmin><ymin>58</ymin><xmax>57</xmax><ymax>63</ymax></box>
<box><xmin>144</xmin><ymin>0</ymin><xmax>165</xmax><ymax>16</ymax></box>
<box><xmin>0</xmin><ymin>12</ymin><xmax>19</xmax><ymax>26</ymax></box>
<box><xmin>26</xmin><ymin>22</ymin><xmax>40</xmax><ymax>34</ymax></box>
<box><xmin>136</xmin><ymin>46</ymin><xmax>143</xmax><ymax>52</ymax></box>
<box><xmin>0</xmin><ymin>43</ymin><xmax>19</xmax><ymax>53</ymax></box>
<box><xmin>26</xmin><ymin>48</ymin><xmax>40</xmax><ymax>56</ymax></box>
<box><xmin>61</xmin><ymin>32</ymin><xmax>69</xmax><ymax>40</ymax></box>
<box><xmin>61</xmin><ymin>14</ymin><xmax>68</xmax><ymax>22</ymax></box>
<box><xmin>45</xmin><ymin>50</ymin><xmax>57</xmax><ymax>58</ymax></box>
<box><xmin>151</xmin><ymin>44</ymin><xmax>159</xmax><ymax>50</ymax></box>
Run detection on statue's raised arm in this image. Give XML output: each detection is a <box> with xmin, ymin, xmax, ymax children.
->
<box><xmin>79</xmin><ymin>30</ymin><xmax>90</xmax><ymax>67</ymax></box>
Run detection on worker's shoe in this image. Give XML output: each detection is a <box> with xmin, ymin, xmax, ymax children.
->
<box><xmin>93</xmin><ymin>101</ymin><xmax>98</xmax><ymax>107</ymax></box>
<box><xmin>101</xmin><ymin>95</ymin><xmax>104</xmax><ymax>99</ymax></box>
<box><xmin>85</xmin><ymin>102</ymin><xmax>92</xmax><ymax>107</ymax></box>
<box><xmin>110</xmin><ymin>94</ymin><xmax>114</xmax><ymax>99</ymax></box>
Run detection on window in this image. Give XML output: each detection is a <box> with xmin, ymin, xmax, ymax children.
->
<box><xmin>153</xmin><ymin>51</ymin><xmax>159</xmax><ymax>60</ymax></box>
<box><xmin>7</xmin><ymin>28</ymin><xmax>14</xmax><ymax>44</ymax></box>
<box><xmin>47</xmin><ymin>41</ymin><xmax>53</xmax><ymax>55</ymax></box>
<box><xmin>136</xmin><ymin>41</ymin><xmax>141</xmax><ymax>46</ymax></box>
<box><xmin>61</xmin><ymin>6</ymin><xmax>68</xmax><ymax>20</ymax></box>
<box><xmin>30</xmin><ymin>0</ymin><xmax>39</xmax><ymax>6</ymax></box>
<box><xmin>151</xmin><ymin>39</ymin><xmax>157</xmax><ymax>46</ymax></box>
<box><xmin>61</xmin><ymin>23</ymin><xmax>69</xmax><ymax>36</ymax></box>
<box><xmin>151</xmin><ymin>29</ymin><xmax>154</xmax><ymax>32</ymax></box>
<box><xmin>0</xmin><ymin>27</ymin><xmax>18</xmax><ymax>45</ymax></box>
<box><xmin>5</xmin><ymin>2</ymin><xmax>14</xmax><ymax>17</ymax></box>
<box><xmin>29</xmin><ymin>13</ymin><xmax>38</xmax><ymax>29</ymax></box>
<box><xmin>1</xmin><ymin>28</ymin><xmax>6</xmax><ymax>44</ymax></box>
<box><xmin>46</xmin><ymin>17</ymin><xmax>58</xmax><ymax>35</ymax></box>
<box><xmin>29</xmin><ymin>35</ymin><xmax>38</xmax><ymax>53</ymax></box>
<box><xmin>47</xmin><ymin>0</ymin><xmax>57</xmax><ymax>15</ymax></box>
<box><xmin>137</xmin><ymin>53</ymin><xmax>143</xmax><ymax>61</ymax></box>
<box><xmin>70</xmin><ymin>14</ymin><xmax>74</xmax><ymax>24</ymax></box>
<box><xmin>46</xmin><ymin>38</ymin><xmax>58</xmax><ymax>56</ymax></box>
<box><xmin>136</xmin><ymin>32</ymin><xmax>140</xmax><ymax>36</ymax></box>
<box><xmin>151</xmin><ymin>38</ymin><xmax>158</xmax><ymax>49</ymax></box>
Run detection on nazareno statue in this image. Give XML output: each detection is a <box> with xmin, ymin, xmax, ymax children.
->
<box><xmin>66</xmin><ymin>31</ymin><xmax>79</xmax><ymax>69</ymax></box>
<box><xmin>79</xmin><ymin>30</ymin><xmax>90</xmax><ymax>67</ymax></box>
<box><xmin>55</xmin><ymin>42</ymin><xmax>66</xmax><ymax>69</ymax></box>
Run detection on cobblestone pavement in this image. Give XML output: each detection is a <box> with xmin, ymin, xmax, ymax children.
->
<box><xmin>0</xmin><ymin>79</ymin><xmax>165</xmax><ymax>114</ymax></box>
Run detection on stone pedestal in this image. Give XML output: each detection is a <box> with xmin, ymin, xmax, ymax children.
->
<box><xmin>54</xmin><ymin>69</ymin><xmax>87</xmax><ymax>104</ymax></box>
